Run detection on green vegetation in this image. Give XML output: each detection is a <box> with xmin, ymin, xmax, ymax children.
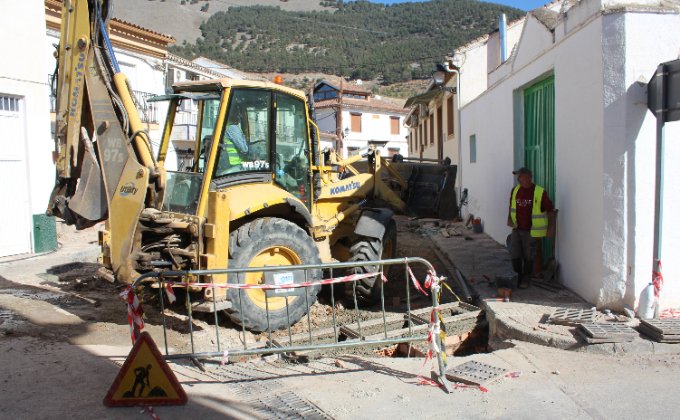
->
<box><xmin>171</xmin><ymin>0</ymin><xmax>523</xmax><ymax>84</ymax></box>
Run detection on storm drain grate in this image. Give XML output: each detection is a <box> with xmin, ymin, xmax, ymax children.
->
<box><xmin>204</xmin><ymin>363</ymin><xmax>332</xmax><ymax>419</ymax></box>
<box><xmin>640</xmin><ymin>319</ymin><xmax>680</xmax><ymax>335</ymax></box>
<box><xmin>577</xmin><ymin>322</ymin><xmax>637</xmax><ymax>344</ymax></box>
<box><xmin>445</xmin><ymin>360</ymin><xmax>508</xmax><ymax>386</ymax></box>
<box><xmin>247</xmin><ymin>390</ymin><xmax>332</xmax><ymax>420</ymax></box>
<box><xmin>548</xmin><ymin>307</ymin><xmax>597</xmax><ymax>325</ymax></box>
<box><xmin>638</xmin><ymin>319</ymin><xmax>680</xmax><ymax>343</ymax></box>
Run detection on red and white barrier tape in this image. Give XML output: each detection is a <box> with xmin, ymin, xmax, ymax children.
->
<box><xmin>119</xmin><ymin>286</ymin><xmax>144</xmax><ymax>344</ymax></box>
<box><xmin>419</xmin><ymin>270</ymin><xmax>448</xmax><ymax>378</ymax></box>
<box><xmin>660</xmin><ymin>309</ymin><xmax>680</xmax><ymax>319</ymax></box>
<box><xmin>126</xmin><ymin>269</ymin><xmax>393</xmax><ymax>343</ymax></box>
<box><xmin>141</xmin><ymin>406</ymin><xmax>160</xmax><ymax>420</ymax></box>
<box><xmin>407</xmin><ymin>266</ymin><xmax>429</xmax><ymax>296</ymax></box>
<box><xmin>653</xmin><ymin>260</ymin><xmax>663</xmax><ymax>298</ymax></box>
<box><xmin>160</xmin><ymin>270</ymin><xmax>384</xmax><ymax>291</ymax></box>
<box><xmin>164</xmin><ymin>283</ymin><xmax>177</xmax><ymax>304</ymax></box>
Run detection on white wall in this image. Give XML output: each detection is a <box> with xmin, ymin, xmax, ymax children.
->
<box><xmin>460</xmin><ymin>5</ymin><xmax>606</xmax><ymax>305</ymax></box>
<box><xmin>0</xmin><ymin>3</ymin><xmax>52</xmax><ymax>219</ymax></box>
<box><xmin>460</xmin><ymin>0</ymin><xmax>680</xmax><ymax>310</ymax></box>
<box><xmin>622</xmin><ymin>11</ymin><xmax>680</xmax><ymax>310</ymax></box>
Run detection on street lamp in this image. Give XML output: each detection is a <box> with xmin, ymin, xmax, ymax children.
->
<box><xmin>431</xmin><ymin>59</ymin><xmax>463</xmax><ymax>206</ymax></box>
<box><xmin>431</xmin><ymin>63</ymin><xmax>456</xmax><ymax>93</ymax></box>
<box><xmin>432</xmin><ymin>63</ymin><xmax>447</xmax><ymax>85</ymax></box>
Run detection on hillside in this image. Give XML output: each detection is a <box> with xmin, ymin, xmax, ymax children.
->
<box><xmin>111</xmin><ymin>0</ymin><xmax>334</xmax><ymax>43</ymax></box>
<box><xmin>171</xmin><ymin>0</ymin><xmax>523</xmax><ymax>83</ymax></box>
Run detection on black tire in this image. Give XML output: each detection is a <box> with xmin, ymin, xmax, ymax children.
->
<box><xmin>346</xmin><ymin>220</ymin><xmax>397</xmax><ymax>304</ymax></box>
<box><xmin>225</xmin><ymin>218</ymin><xmax>321</xmax><ymax>332</ymax></box>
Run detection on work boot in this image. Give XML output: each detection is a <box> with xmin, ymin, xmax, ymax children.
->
<box><xmin>519</xmin><ymin>260</ymin><xmax>533</xmax><ymax>289</ymax></box>
<box><xmin>511</xmin><ymin>258</ymin><xmax>523</xmax><ymax>277</ymax></box>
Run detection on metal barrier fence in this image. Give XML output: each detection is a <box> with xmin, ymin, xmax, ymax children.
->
<box><xmin>130</xmin><ymin>257</ymin><xmax>454</xmax><ymax>392</ymax></box>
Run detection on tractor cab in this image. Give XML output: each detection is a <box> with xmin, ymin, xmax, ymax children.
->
<box><xmin>152</xmin><ymin>79</ymin><xmax>313</xmax><ymax>217</ymax></box>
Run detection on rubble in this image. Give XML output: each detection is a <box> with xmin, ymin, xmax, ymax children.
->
<box><xmin>405</xmin><ymin>218</ymin><xmax>468</xmax><ymax>238</ymax></box>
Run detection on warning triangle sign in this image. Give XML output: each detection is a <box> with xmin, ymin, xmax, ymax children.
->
<box><xmin>103</xmin><ymin>332</ymin><xmax>188</xmax><ymax>407</ymax></box>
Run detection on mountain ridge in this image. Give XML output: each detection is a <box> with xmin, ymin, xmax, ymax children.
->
<box><xmin>171</xmin><ymin>0</ymin><xmax>524</xmax><ymax>83</ymax></box>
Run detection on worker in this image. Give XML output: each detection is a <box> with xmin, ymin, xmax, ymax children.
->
<box><xmin>507</xmin><ymin>167</ymin><xmax>555</xmax><ymax>289</ymax></box>
<box><xmin>221</xmin><ymin>111</ymin><xmax>249</xmax><ymax>167</ymax></box>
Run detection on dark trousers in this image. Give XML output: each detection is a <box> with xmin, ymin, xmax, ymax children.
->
<box><xmin>510</xmin><ymin>229</ymin><xmax>536</xmax><ymax>285</ymax></box>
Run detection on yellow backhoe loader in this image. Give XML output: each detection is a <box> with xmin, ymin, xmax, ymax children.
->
<box><xmin>48</xmin><ymin>0</ymin><xmax>457</xmax><ymax>331</ymax></box>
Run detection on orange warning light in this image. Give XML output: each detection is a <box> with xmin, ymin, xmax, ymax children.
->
<box><xmin>273</xmin><ymin>75</ymin><xmax>284</xmax><ymax>85</ymax></box>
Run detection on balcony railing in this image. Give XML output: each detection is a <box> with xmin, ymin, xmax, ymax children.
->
<box><xmin>132</xmin><ymin>90</ymin><xmax>159</xmax><ymax>124</ymax></box>
<box><xmin>48</xmin><ymin>74</ymin><xmax>161</xmax><ymax>125</ymax></box>
<box><xmin>48</xmin><ymin>74</ymin><xmax>56</xmax><ymax>113</ymax></box>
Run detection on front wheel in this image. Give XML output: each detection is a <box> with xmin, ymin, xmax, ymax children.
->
<box><xmin>346</xmin><ymin>220</ymin><xmax>397</xmax><ymax>304</ymax></box>
<box><xmin>225</xmin><ymin>218</ymin><xmax>321</xmax><ymax>332</ymax></box>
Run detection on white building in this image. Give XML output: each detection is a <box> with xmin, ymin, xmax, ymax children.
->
<box><xmin>0</xmin><ymin>1</ymin><xmax>53</xmax><ymax>256</ymax></box>
<box><xmin>313</xmin><ymin>81</ymin><xmax>408</xmax><ymax>159</ymax></box>
<box><xmin>405</xmin><ymin>15</ymin><xmax>525</xmax><ymax>183</ymax></box>
<box><xmin>45</xmin><ymin>0</ymin><xmax>239</xmax><ymax>173</ymax></box>
<box><xmin>458</xmin><ymin>0</ymin><xmax>680</xmax><ymax>311</ymax></box>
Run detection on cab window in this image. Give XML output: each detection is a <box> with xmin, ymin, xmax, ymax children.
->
<box><xmin>213</xmin><ymin>89</ymin><xmax>271</xmax><ymax>178</ymax></box>
<box><xmin>275</xmin><ymin>93</ymin><xmax>310</xmax><ymax>204</ymax></box>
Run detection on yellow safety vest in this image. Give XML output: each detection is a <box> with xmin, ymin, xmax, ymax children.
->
<box><xmin>510</xmin><ymin>184</ymin><xmax>548</xmax><ymax>238</ymax></box>
<box><xmin>224</xmin><ymin>138</ymin><xmax>242</xmax><ymax>166</ymax></box>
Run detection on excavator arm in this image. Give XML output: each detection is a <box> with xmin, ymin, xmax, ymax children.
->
<box><xmin>48</xmin><ymin>0</ymin><xmax>164</xmax><ymax>281</ymax></box>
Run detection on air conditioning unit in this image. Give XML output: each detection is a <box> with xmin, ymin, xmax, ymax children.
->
<box><xmin>166</xmin><ymin>68</ymin><xmax>186</xmax><ymax>88</ymax></box>
<box><xmin>173</xmin><ymin>69</ymin><xmax>185</xmax><ymax>83</ymax></box>
<box><xmin>179</xmin><ymin>98</ymin><xmax>194</xmax><ymax>112</ymax></box>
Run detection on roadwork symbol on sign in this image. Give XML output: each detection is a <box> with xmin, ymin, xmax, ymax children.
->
<box><xmin>103</xmin><ymin>332</ymin><xmax>187</xmax><ymax>407</ymax></box>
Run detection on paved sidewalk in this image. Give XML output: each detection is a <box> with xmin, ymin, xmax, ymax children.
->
<box><xmin>428</xmin><ymin>223</ymin><xmax>679</xmax><ymax>355</ymax></box>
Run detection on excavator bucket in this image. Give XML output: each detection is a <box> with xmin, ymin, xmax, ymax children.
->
<box><xmin>352</xmin><ymin>160</ymin><xmax>458</xmax><ymax>219</ymax></box>
<box><xmin>385</xmin><ymin>162</ymin><xmax>458</xmax><ymax>219</ymax></box>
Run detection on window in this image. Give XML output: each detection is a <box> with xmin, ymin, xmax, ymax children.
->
<box><xmin>350</xmin><ymin>113</ymin><xmax>362</xmax><ymax>132</ymax></box>
<box><xmin>313</xmin><ymin>90</ymin><xmax>338</xmax><ymax>101</ymax></box>
<box><xmin>214</xmin><ymin>89</ymin><xmax>271</xmax><ymax>177</ymax></box>
<box><xmin>194</xmin><ymin>97</ymin><xmax>221</xmax><ymax>172</ymax></box>
<box><xmin>409</xmin><ymin>133</ymin><xmax>413</xmax><ymax>152</ymax></box>
<box><xmin>470</xmin><ymin>134</ymin><xmax>477</xmax><ymax>163</ymax></box>
<box><xmin>447</xmin><ymin>96</ymin><xmax>454</xmax><ymax>136</ymax></box>
<box><xmin>437</xmin><ymin>106</ymin><xmax>443</xmax><ymax>148</ymax></box>
<box><xmin>343</xmin><ymin>93</ymin><xmax>368</xmax><ymax>100</ymax></box>
<box><xmin>390</xmin><ymin>116</ymin><xmax>400</xmax><ymax>135</ymax></box>
<box><xmin>0</xmin><ymin>96</ymin><xmax>20</xmax><ymax>112</ymax></box>
<box><xmin>429</xmin><ymin>115</ymin><xmax>434</xmax><ymax>145</ymax></box>
<box><xmin>275</xmin><ymin>93</ymin><xmax>310</xmax><ymax>204</ymax></box>
<box><xmin>347</xmin><ymin>146</ymin><xmax>360</xmax><ymax>156</ymax></box>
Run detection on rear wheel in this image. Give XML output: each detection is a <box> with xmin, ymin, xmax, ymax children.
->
<box><xmin>346</xmin><ymin>220</ymin><xmax>397</xmax><ymax>304</ymax></box>
<box><xmin>225</xmin><ymin>218</ymin><xmax>321</xmax><ymax>332</ymax></box>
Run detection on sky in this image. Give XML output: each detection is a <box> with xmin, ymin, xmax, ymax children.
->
<box><xmin>372</xmin><ymin>0</ymin><xmax>546</xmax><ymax>12</ymax></box>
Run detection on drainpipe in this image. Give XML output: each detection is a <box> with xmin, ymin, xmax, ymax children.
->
<box><xmin>438</xmin><ymin>62</ymin><xmax>463</xmax><ymax>201</ymax></box>
<box><xmin>500</xmin><ymin>14</ymin><xmax>508</xmax><ymax>63</ymax></box>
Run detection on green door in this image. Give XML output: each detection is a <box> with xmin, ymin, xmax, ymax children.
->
<box><xmin>524</xmin><ymin>76</ymin><xmax>555</xmax><ymax>260</ymax></box>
